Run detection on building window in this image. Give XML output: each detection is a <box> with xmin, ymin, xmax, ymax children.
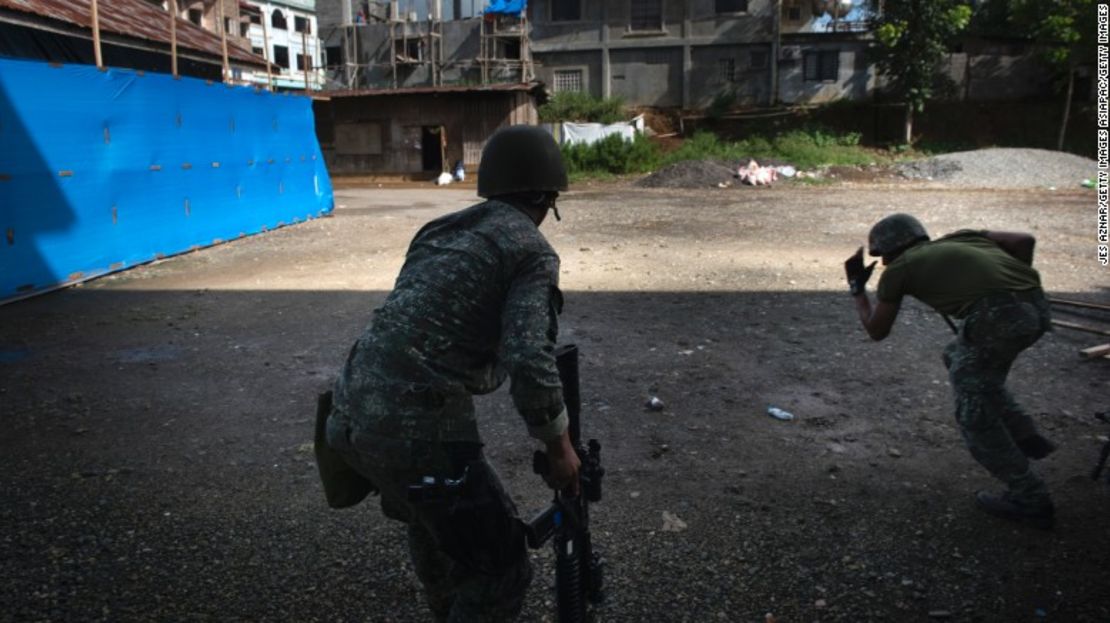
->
<box><xmin>187</xmin><ymin>8</ymin><xmax>202</xmax><ymax>25</ymax></box>
<box><xmin>240</xmin><ymin>21</ymin><xmax>250</xmax><ymax>36</ymax></box>
<box><xmin>717</xmin><ymin>58</ymin><xmax>735</xmax><ymax>83</ymax></box>
<box><xmin>630</xmin><ymin>0</ymin><xmax>662</xmax><ymax>31</ymax></box>
<box><xmin>252</xmin><ymin>46</ymin><xmax>264</xmax><ymax>57</ymax></box>
<box><xmin>803</xmin><ymin>50</ymin><xmax>839</xmax><ymax>81</ymax></box>
<box><xmin>223</xmin><ymin>17</ymin><xmax>232</xmax><ymax>33</ymax></box>
<box><xmin>326</xmin><ymin>46</ymin><xmax>342</xmax><ymax>67</ymax></box>
<box><xmin>715</xmin><ymin>0</ymin><xmax>748</xmax><ymax>13</ymax></box>
<box><xmin>273</xmin><ymin>45</ymin><xmax>290</xmax><ymax>69</ymax></box>
<box><xmin>271</xmin><ymin>9</ymin><xmax>287</xmax><ymax>30</ymax></box>
<box><xmin>395</xmin><ymin>38</ymin><xmax>423</xmax><ymax>62</ymax></box>
<box><xmin>248</xmin><ymin>12</ymin><xmax>261</xmax><ymax>25</ymax></box>
<box><xmin>553</xmin><ymin>69</ymin><xmax>584</xmax><ymax>93</ymax></box>
<box><xmin>294</xmin><ymin>16</ymin><xmax>311</xmax><ymax>34</ymax></box>
<box><xmin>750</xmin><ymin>50</ymin><xmax>768</xmax><ymax>70</ymax></box>
<box><xmin>551</xmin><ymin>0</ymin><xmax>581</xmax><ymax>21</ymax></box>
<box><xmin>297</xmin><ymin>54</ymin><xmax>313</xmax><ymax>71</ymax></box>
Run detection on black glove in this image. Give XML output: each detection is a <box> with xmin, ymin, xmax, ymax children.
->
<box><xmin>844</xmin><ymin>247</ymin><xmax>876</xmax><ymax>296</ymax></box>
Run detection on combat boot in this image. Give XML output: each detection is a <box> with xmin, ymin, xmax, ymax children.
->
<box><xmin>1015</xmin><ymin>433</ymin><xmax>1056</xmax><ymax>460</ymax></box>
<box><xmin>975</xmin><ymin>491</ymin><xmax>1055</xmax><ymax>530</ymax></box>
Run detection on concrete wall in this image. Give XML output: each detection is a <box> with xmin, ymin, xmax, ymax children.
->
<box><xmin>315</xmin><ymin>91</ymin><xmax>536</xmax><ymax>174</ymax></box>
<box><xmin>689</xmin><ymin>43</ymin><xmax>772</xmax><ymax>108</ymax></box>
<box><xmin>942</xmin><ymin>52</ymin><xmax>1054</xmax><ymax>102</ymax></box>
<box><xmin>529</xmin><ymin>0</ymin><xmax>776</xmax><ymax>108</ymax></box>
<box><xmin>777</xmin><ymin>39</ymin><xmax>872</xmax><ymax>105</ymax></box>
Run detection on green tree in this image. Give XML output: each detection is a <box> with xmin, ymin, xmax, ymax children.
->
<box><xmin>870</xmin><ymin>0</ymin><xmax>973</xmax><ymax>144</ymax></box>
<box><xmin>973</xmin><ymin>0</ymin><xmax>1096</xmax><ymax>150</ymax></box>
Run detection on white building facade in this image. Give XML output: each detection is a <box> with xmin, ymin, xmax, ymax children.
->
<box><xmin>243</xmin><ymin>0</ymin><xmax>325</xmax><ymax>90</ymax></box>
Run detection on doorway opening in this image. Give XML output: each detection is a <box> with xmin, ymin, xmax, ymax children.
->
<box><xmin>421</xmin><ymin>126</ymin><xmax>445</xmax><ymax>172</ymax></box>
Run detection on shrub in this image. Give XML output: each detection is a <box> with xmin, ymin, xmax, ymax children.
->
<box><xmin>561</xmin><ymin>134</ymin><xmax>661</xmax><ymax>175</ymax></box>
<box><xmin>539</xmin><ymin>92</ymin><xmax>626</xmax><ymax>124</ymax></box>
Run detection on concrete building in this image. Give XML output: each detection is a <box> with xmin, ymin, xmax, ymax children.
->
<box><xmin>242</xmin><ymin>0</ymin><xmax>326</xmax><ymax>90</ymax></box>
<box><xmin>316</xmin><ymin>0</ymin><xmax>879</xmax><ymax>108</ymax></box>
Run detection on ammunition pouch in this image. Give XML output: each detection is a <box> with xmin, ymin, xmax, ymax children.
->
<box><xmin>313</xmin><ymin>390</ymin><xmax>378</xmax><ymax>509</ymax></box>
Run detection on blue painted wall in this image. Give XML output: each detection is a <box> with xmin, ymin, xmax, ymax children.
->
<box><xmin>0</xmin><ymin>57</ymin><xmax>334</xmax><ymax>303</ymax></box>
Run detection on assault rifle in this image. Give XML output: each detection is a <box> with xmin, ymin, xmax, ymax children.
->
<box><xmin>526</xmin><ymin>344</ymin><xmax>605</xmax><ymax>623</ymax></box>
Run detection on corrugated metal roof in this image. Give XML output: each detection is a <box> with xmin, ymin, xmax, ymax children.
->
<box><xmin>328</xmin><ymin>82</ymin><xmax>541</xmax><ymax>97</ymax></box>
<box><xmin>0</xmin><ymin>0</ymin><xmax>267</xmax><ymax>67</ymax></box>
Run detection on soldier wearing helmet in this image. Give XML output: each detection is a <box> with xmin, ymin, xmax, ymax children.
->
<box><xmin>323</xmin><ymin>125</ymin><xmax>579</xmax><ymax>620</ymax></box>
<box><xmin>845</xmin><ymin>214</ymin><xmax>1056</xmax><ymax>528</ymax></box>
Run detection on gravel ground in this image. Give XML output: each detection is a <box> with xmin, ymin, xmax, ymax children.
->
<box><xmin>896</xmin><ymin>148</ymin><xmax>1097</xmax><ymax>189</ymax></box>
<box><xmin>637</xmin><ymin>160</ymin><xmax>738</xmax><ymax>189</ymax></box>
<box><xmin>2</xmin><ymin>181</ymin><xmax>1108</xmax><ymax>623</ymax></box>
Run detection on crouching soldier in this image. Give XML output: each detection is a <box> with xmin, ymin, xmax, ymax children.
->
<box><xmin>845</xmin><ymin>213</ymin><xmax>1056</xmax><ymax>528</ymax></box>
<box><xmin>324</xmin><ymin>126</ymin><xmax>581</xmax><ymax>620</ymax></box>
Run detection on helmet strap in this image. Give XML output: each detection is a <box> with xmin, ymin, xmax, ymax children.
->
<box><xmin>551</xmin><ymin>206</ymin><xmax>561</xmax><ymax>221</ymax></box>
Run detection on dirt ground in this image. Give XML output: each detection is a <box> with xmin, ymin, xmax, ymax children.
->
<box><xmin>2</xmin><ymin>179</ymin><xmax>1108</xmax><ymax>623</ymax></box>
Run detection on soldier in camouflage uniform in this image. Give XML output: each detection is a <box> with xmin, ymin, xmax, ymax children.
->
<box><xmin>325</xmin><ymin>126</ymin><xmax>581</xmax><ymax>621</ymax></box>
<box><xmin>844</xmin><ymin>213</ymin><xmax>1057</xmax><ymax>528</ymax></box>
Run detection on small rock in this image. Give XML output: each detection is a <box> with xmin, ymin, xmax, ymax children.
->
<box><xmin>815</xmin><ymin>599</ymin><xmax>827</xmax><ymax>608</ymax></box>
<box><xmin>661</xmin><ymin>510</ymin><xmax>688</xmax><ymax>532</ymax></box>
<box><xmin>888</xmin><ymin>447</ymin><xmax>903</xmax><ymax>458</ymax></box>
<box><xmin>928</xmin><ymin>610</ymin><xmax>953</xmax><ymax>619</ymax></box>
<box><xmin>646</xmin><ymin>396</ymin><xmax>665</xmax><ymax>411</ymax></box>
<box><xmin>630</xmin><ymin>491</ymin><xmax>641</xmax><ymax>499</ymax></box>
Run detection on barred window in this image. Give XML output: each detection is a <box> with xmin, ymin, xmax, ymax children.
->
<box><xmin>630</xmin><ymin>0</ymin><xmax>662</xmax><ymax>31</ymax></box>
<box><xmin>273</xmin><ymin>45</ymin><xmax>290</xmax><ymax>69</ymax></box>
<box><xmin>803</xmin><ymin>50</ymin><xmax>839</xmax><ymax>81</ymax></box>
<box><xmin>717</xmin><ymin>58</ymin><xmax>735</xmax><ymax>83</ymax></box>
<box><xmin>271</xmin><ymin>9</ymin><xmax>287</xmax><ymax>30</ymax></box>
<box><xmin>553</xmin><ymin>69</ymin><xmax>584</xmax><ymax>93</ymax></box>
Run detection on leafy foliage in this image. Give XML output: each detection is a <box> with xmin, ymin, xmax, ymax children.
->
<box><xmin>869</xmin><ymin>0</ymin><xmax>972</xmax><ymax>114</ymax></box>
<box><xmin>561</xmin><ymin>134</ymin><xmax>661</xmax><ymax>175</ymax></box>
<box><xmin>538</xmin><ymin>92</ymin><xmax>626</xmax><ymax>124</ymax></box>
<box><xmin>562</xmin><ymin>128</ymin><xmax>880</xmax><ymax>178</ymax></box>
<box><xmin>971</xmin><ymin>0</ymin><xmax>1096</xmax><ymax>71</ymax></box>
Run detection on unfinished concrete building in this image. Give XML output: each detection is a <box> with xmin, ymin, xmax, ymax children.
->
<box><xmin>316</xmin><ymin>0</ymin><xmax>878</xmax><ymax>107</ymax></box>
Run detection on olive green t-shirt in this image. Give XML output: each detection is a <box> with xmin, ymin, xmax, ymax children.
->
<box><xmin>876</xmin><ymin>231</ymin><xmax>1042</xmax><ymax>318</ymax></box>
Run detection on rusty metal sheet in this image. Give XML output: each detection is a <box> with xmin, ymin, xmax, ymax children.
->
<box><xmin>0</xmin><ymin>0</ymin><xmax>266</xmax><ymax>66</ymax></box>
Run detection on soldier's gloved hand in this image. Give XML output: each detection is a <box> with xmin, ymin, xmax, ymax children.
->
<box><xmin>844</xmin><ymin>246</ymin><xmax>877</xmax><ymax>296</ymax></box>
<box><xmin>544</xmin><ymin>431</ymin><xmax>581</xmax><ymax>497</ymax></box>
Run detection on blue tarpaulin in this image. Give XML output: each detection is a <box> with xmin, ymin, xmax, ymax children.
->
<box><xmin>484</xmin><ymin>0</ymin><xmax>526</xmax><ymax>15</ymax></box>
<box><xmin>0</xmin><ymin>57</ymin><xmax>333</xmax><ymax>303</ymax></box>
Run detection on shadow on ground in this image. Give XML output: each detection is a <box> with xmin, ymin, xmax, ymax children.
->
<box><xmin>1</xmin><ymin>288</ymin><xmax>1108</xmax><ymax>622</ymax></box>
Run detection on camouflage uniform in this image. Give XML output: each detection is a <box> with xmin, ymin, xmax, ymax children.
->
<box><xmin>326</xmin><ymin>199</ymin><xmax>567</xmax><ymax>622</ymax></box>
<box><xmin>943</xmin><ymin>289</ymin><xmax>1053</xmax><ymax>505</ymax></box>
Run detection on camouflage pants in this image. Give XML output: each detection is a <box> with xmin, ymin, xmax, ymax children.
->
<box><xmin>326</xmin><ymin>389</ymin><xmax>532</xmax><ymax>622</ymax></box>
<box><xmin>943</xmin><ymin>289</ymin><xmax>1053</xmax><ymax>504</ymax></box>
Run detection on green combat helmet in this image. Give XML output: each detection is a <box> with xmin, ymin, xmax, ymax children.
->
<box><xmin>477</xmin><ymin>125</ymin><xmax>568</xmax><ymax>198</ymax></box>
<box><xmin>868</xmin><ymin>213</ymin><xmax>930</xmax><ymax>257</ymax></box>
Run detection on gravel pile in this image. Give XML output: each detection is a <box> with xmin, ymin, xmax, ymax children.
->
<box><xmin>637</xmin><ymin>160</ymin><xmax>736</xmax><ymax>189</ymax></box>
<box><xmin>896</xmin><ymin>147</ymin><xmax>1096</xmax><ymax>188</ymax></box>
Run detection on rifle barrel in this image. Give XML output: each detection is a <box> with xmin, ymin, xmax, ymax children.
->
<box><xmin>555</xmin><ymin>344</ymin><xmax>581</xmax><ymax>446</ymax></box>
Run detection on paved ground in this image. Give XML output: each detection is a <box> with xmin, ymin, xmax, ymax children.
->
<box><xmin>2</xmin><ymin>181</ymin><xmax>1108</xmax><ymax>622</ymax></box>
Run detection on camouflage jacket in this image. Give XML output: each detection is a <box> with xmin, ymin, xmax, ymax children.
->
<box><xmin>334</xmin><ymin>199</ymin><xmax>567</xmax><ymax>443</ymax></box>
